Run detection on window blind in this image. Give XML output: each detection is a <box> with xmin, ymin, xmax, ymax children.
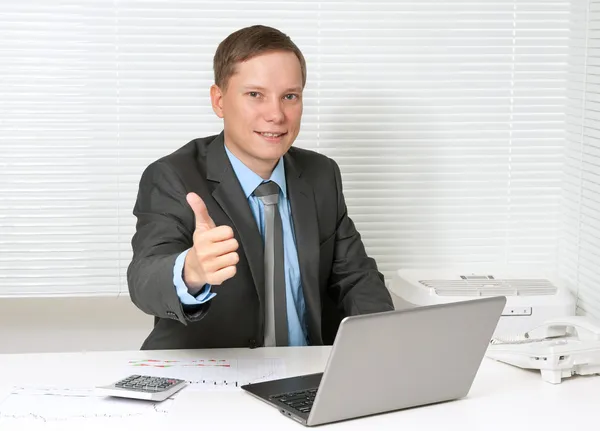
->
<box><xmin>1</xmin><ymin>3</ymin><xmax>121</xmax><ymax>296</ymax></box>
<box><xmin>315</xmin><ymin>1</ymin><xmax>569</xmax><ymax>279</ymax></box>
<box><xmin>0</xmin><ymin>0</ymin><xmax>576</xmax><ymax>297</ymax></box>
<box><xmin>562</xmin><ymin>0</ymin><xmax>600</xmax><ymax>319</ymax></box>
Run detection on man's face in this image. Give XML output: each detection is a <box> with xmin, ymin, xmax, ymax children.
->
<box><xmin>210</xmin><ymin>50</ymin><xmax>303</xmax><ymax>177</ymax></box>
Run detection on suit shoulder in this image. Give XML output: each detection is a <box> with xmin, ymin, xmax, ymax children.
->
<box><xmin>140</xmin><ymin>134</ymin><xmax>219</xmax><ymax>180</ymax></box>
<box><xmin>156</xmin><ymin>134</ymin><xmax>218</xmax><ymax>166</ymax></box>
<box><xmin>140</xmin><ymin>135</ymin><xmax>219</xmax><ymax>187</ymax></box>
<box><xmin>286</xmin><ymin>146</ymin><xmax>336</xmax><ymax>170</ymax></box>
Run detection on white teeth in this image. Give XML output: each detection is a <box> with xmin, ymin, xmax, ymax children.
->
<box><xmin>260</xmin><ymin>132</ymin><xmax>283</xmax><ymax>137</ymax></box>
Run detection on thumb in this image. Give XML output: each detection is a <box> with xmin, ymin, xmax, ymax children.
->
<box><xmin>186</xmin><ymin>192</ymin><xmax>216</xmax><ymax>233</ymax></box>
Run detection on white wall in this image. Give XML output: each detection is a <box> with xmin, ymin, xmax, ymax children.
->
<box><xmin>0</xmin><ymin>296</ymin><xmax>152</xmax><ymax>354</ymax></box>
<box><xmin>0</xmin><ymin>293</ymin><xmax>411</xmax><ymax>354</ymax></box>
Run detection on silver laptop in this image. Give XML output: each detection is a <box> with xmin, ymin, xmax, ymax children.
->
<box><xmin>241</xmin><ymin>296</ymin><xmax>506</xmax><ymax>426</ymax></box>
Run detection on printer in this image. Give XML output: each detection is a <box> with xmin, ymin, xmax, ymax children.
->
<box><xmin>389</xmin><ymin>267</ymin><xmax>577</xmax><ymax>338</ymax></box>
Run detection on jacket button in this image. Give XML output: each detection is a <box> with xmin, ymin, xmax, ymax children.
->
<box><xmin>248</xmin><ymin>339</ymin><xmax>257</xmax><ymax>349</ymax></box>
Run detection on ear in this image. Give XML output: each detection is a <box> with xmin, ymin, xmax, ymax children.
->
<box><xmin>210</xmin><ymin>84</ymin><xmax>225</xmax><ymax>119</ymax></box>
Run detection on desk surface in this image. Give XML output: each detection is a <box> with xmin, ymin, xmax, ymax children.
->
<box><xmin>0</xmin><ymin>346</ymin><xmax>597</xmax><ymax>431</ymax></box>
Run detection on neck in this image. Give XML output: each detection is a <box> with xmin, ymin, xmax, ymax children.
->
<box><xmin>224</xmin><ymin>142</ymin><xmax>277</xmax><ymax>180</ymax></box>
<box><xmin>253</xmin><ymin>165</ymin><xmax>275</xmax><ymax>180</ymax></box>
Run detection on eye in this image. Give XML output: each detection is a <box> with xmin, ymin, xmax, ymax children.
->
<box><xmin>248</xmin><ymin>91</ymin><xmax>260</xmax><ymax>98</ymax></box>
<box><xmin>284</xmin><ymin>94</ymin><xmax>299</xmax><ymax>101</ymax></box>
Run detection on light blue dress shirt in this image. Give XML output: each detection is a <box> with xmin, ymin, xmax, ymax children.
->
<box><xmin>173</xmin><ymin>145</ymin><xmax>308</xmax><ymax>346</ymax></box>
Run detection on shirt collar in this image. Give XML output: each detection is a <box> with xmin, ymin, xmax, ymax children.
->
<box><xmin>224</xmin><ymin>144</ymin><xmax>287</xmax><ymax>199</ymax></box>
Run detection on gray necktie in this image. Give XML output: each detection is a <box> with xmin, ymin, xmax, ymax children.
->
<box><xmin>253</xmin><ymin>181</ymin><xmax>288</xmax><ymax>347</ymax></box>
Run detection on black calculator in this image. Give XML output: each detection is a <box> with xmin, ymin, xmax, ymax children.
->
<box><xmin>95</xmin><ymin>375</ymin><xmax>188</xmax><ymax>401</ymax></box>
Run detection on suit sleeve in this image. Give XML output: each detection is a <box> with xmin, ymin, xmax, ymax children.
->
<box><xmin>326</xmin><ymin>159</ymin><xmax>395</xmax><ymax>316</ymax></box>
<box><xmin>127</xmin><ymin>160</ymin><xmax>211</xmax><ymax>325</ymax></box>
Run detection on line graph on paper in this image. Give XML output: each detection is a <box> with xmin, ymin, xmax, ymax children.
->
<box><xmin>0</xmin><ymin>386</ymin><xmax>172</xmax><ymax>424</ymax></box>
<box><xmin>128</xmin><ymin>358</ymin><xmax>231</xmax><ymax>368</ymax></box>
<box><xmin>126</xmin><ymin>358</ymin><xmax>286</xmax><ymax>391</ymax></box>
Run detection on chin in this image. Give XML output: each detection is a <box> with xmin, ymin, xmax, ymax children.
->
<box><xmin>256</xmin><ymin>149</ymin><xmax>286</xmax><ymax>163</ymax></box>
<box><xmin>253</xmin><ymin>138</ymin><xmax>290</xmax><ymax>155</ymax></box>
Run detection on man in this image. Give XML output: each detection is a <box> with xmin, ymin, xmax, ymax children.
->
<box><xmin>127</xmin><ymin>25</ymin><xmax>394</xmax><ymax>350</ymax></box>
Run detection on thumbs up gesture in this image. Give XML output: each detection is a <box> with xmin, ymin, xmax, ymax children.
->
<box><xmin>183</xmin><ymin>192</ymin><xmax>239</xmax><ymax>291</ymax></box>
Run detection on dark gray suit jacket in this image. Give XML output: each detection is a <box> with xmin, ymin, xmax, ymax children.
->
<box><xmin>127</xmin><ymin>132</ymin><xmax>394</xmax><ymax>350</ymax></box>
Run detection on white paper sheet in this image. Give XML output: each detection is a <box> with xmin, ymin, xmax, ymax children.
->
<box><xmin>0</xmin><ymin>357</ymin><xmax>286</xmax><ymax>425</ymax></box>
<box><xmin>126</xmin><ymin>357</ymin><xmax>286</xmax><ymax>391</ymax></box>
<box><xmin>0</xmin><ymin>385</ymin><xmax>172</xmax><ymax>424</ymax></box>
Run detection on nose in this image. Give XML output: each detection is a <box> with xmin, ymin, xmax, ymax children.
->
<box><xmin>263</xmin><ymin>98</ymin><xmax>285</xmax><ymax>124</ymax></box>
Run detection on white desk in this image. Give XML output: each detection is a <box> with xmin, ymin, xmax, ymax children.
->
<box><xmin>0</xmin><ymin>346</ymin><xmax>598</xmax><ymax>430</ymax></box>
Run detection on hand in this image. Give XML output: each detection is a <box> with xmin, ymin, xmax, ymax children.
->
<box><xmin>183</xmin><ymin>192</ymin><xmax>239</xmax><ymax>291</ymax></box>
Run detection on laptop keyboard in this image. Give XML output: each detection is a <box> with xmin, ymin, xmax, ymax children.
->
<box><xmin>270</xmin><ymin>388</ymin><xmax>318</xmax><ymax>414</ymax></box>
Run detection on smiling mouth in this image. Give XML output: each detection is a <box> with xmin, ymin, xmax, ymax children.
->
<box><xmin>256</xmin><ymin>131</ymin><xmax>287</xmax><ymax>138</ymax></box>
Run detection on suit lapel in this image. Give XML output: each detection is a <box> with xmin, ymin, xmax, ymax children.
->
<box><xmin>206</xmin><ymin>135</ymin><xmax>265</xmax><ymax>313</ymax></box>
<box><xmin>205</xmin><ymin>136</ymin><xmax>322</xmax><ymax>344</ymax></box>
<box><xmin>284</xmin><ymin>153</ymin><xmax>322</xmax><ymax>343</ymax></box>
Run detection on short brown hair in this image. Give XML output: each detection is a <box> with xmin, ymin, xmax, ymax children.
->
<box><xmin>213</xmin><ymin>25</ymin><xmax>307</xmax><ymax>91</ymax></box>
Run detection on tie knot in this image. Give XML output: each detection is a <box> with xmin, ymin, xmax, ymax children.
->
<box><xmin>253</xmin><ymin>181</ymin><xmax>280</xmax><ymax>205</ymax></box>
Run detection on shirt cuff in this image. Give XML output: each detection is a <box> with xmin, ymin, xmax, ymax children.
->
<box><xmin>173</xmin><ymin>249</ymin><xmax>216</xmax><ymax>305</ymax></box>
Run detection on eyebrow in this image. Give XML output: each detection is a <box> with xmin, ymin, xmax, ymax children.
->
<box><xmin>242</xmin><ymin>85</ymin><xmax>302</xmax><ymax>93</ymax></box>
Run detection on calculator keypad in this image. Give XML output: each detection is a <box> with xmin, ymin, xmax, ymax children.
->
<box><xmin>114</xmin><ymin>375</ymin><xmax>184</xmax><ymax>393</ymax></box>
